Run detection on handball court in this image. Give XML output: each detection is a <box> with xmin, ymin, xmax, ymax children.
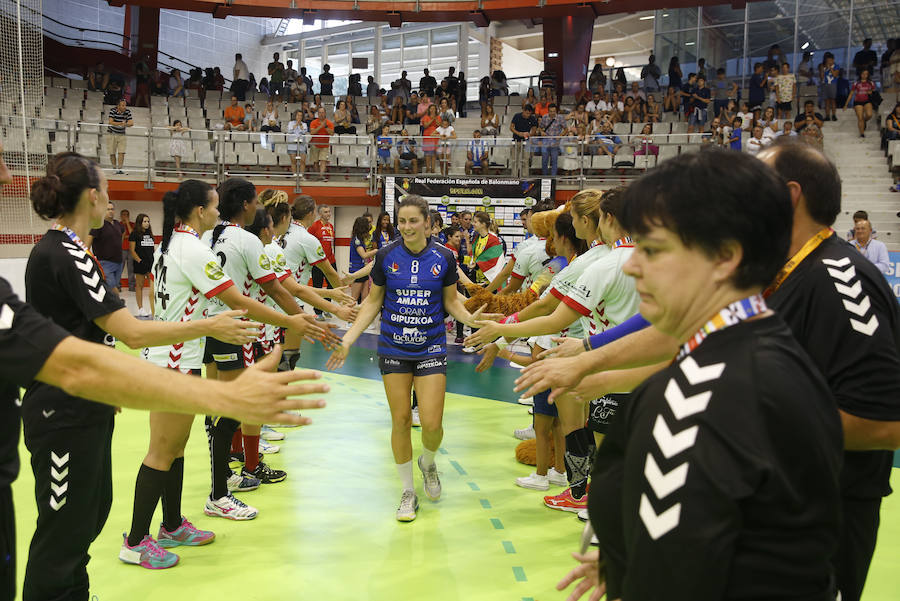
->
<box><xmin>11</xmin><ymin>334</ymin><xmax>900</xmax><ymax>601</ymax></box>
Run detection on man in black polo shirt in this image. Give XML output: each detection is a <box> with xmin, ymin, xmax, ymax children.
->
<box><xmin>87</xmin><ymin>201</ymin><xmax>124</xmax><ymax>294</ymax></box>
<box><xmin>405</xmin><ymin>92</ymin><xmax>421</xmax><ymax>126</ymax></box>
<box><xmin>853</xmin><ymin>39</ymin><xmax>879</xmax><ymax>78</ymax></box>
<box><xmin>509</xmin><ymin>104</ymin><xmax>537</xmax><ymax>177</ymax></box>
<box><xmin>419</xmin><ymin>68</ymin><xmax>437</xmax><ymax>98</ymax></box>
<box><xmin>794</xmin><ymin>100</ymin><xmax>826</xmax><ymax>133</ymax></box>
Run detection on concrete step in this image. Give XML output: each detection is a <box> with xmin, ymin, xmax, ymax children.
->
<box><xmin>840</xmin><ymin>193</ymin><xmax>899</xmax><ymax>203</ymax></box>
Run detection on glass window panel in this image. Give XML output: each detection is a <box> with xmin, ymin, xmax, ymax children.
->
<box><xmin>797</xmin><ymin>9</ymin><xmax>850</xmax><ymax>57</ymax></box>
<box><xmin>353</xmin><ymin>38</ymin><xmax>374</xmax><ymax>53</ymax></box>
<box><xmin>656</xmin><ymin>8</ymin><xmax>698</xmax><ymax>33</ymax></box>
<box><xmin>747</xmin><ymin>18</ymin><xmax>794</xmax><ymax>68</ymax></box>
<box><xmin>748</xmin><ymin>1</ymin><xmax>794</xmax><ymax>21</ymax></box>
<box><xmin>655</xmin><ymin>28</ymin><xmax>699</xmax><ymax>82</ymax></box>
<box><xmin>404</xmin><ymin>31</ymin><xmax>428</xmax><ymax>47</ymax></box>
<box><xmin>329</xmin><ymin>42</ymin><xmax>349</xmax><ymax>57</ymax></box>
<box><xmin>849</xmin><ymin>7</ymin><xmax>900</xmax><ymax>50</ymax></box>
<box><xmin>404</xmin><ymin>47</ymin><xmax>427</xmax><ymax>63</ymax></box>
<box><xmin>383</xmin><ymin>35</ymin><xmax>401</xmax><ymax>50</ymax></box>
<box><xmin>432</xmin><ymin>27</ymin><xmax>459</xmax><ymax>44</ymax></box>
<box><xmin>701</xmin><ymin>5</ymin><xmax>745</xmax><ymax>27</ymax></box>
<box><xmin>699</xmin><ymin>24</ymin><xmax>745</xmax><ymax>77</ymax></box>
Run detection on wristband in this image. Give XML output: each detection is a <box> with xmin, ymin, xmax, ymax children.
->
<box><xmin>501</xmin><ymin>312</ymin><xmax>519</xmax><ymax>325</ymax></box>
<box><xmin>495</xmin><ymin>339</ymin><xmax>509</xmax><ymax>351</ymax></box>
<box><xmin>583</xmin><ymin>338</ymin><xmax>591</xmax><ymax>352</ymax></box>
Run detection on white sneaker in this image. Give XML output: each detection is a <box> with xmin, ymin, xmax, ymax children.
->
<box><xmin>517</xmin><ymin>396</ymin><xmax>534</xmax><ymax>406</ymax></box>
<box><xmin>514</xmin><ymin>426</ymin><xmax>536</xmax><ymax>440</ymax></box>
<box><xmin>260</xmin><ymin>425</ymin><xmax>285</xmax><ymax>441</ymax></box>
<box><xmin>548</xmin><ymin>468</ymin><xmax>568</xmax><ymax>487</ymax></box>
<box><xmin>227</xmin><ymin>471</ymin><xmax>260</xmax><ymax>492</ymax></box>
<box><xmin>462</xmin><ymin>346</ymin><xmax>477</xmax><ymax>354</ymax></box>
<box><xmin>204</xmin><ymin>494</ymin><xmax>258</xmax><ymax>520</ymax></box>
<box><xmin>272</xmin><ymin>409</ymin><xmax>302</xmax><ymax>428</ymax></box>
<box><xmin>515</xmin><ymin>472</ymin><xmax>549</xmax><ymax>491</ymax></box>
<box><xmin>577</xmin><ymin>508</ymin><xmax>589</xmax><ymax>522</ymax></box>
<box><xmin>411</xmin><ymin>407</ymin><xmax>421</xmax><ymax>427</ymax></box>
<box><xmin>418</xmin><ymin>455</ymin><xmax>441</xmax><ymax>501</ymax></box>
<box><xmin>258</xmin><ymin>439</ymin><xmax>280</xmax><ymax>454</ymax></box>
<box><xmin>396</xmin><ymin>489</ymin><xmax>419</xmax><ymax>522</ymax></box>
<box><xmin>528</xmin><ymin>407</ymin><xmax>534</xmax><ymax>415</ymax></box>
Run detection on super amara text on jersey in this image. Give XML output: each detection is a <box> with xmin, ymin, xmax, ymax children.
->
<box><xmin>395</xmin><ymin>289</ymin><xmax>433</xmax><ymax>304</ymax></box>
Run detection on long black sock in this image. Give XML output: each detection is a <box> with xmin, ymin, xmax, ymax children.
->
<box><xmin>161</xmin><ymin>457</ymin><xmax>184</xmax><ymax>532</ymax></box>
<box><xmin>278</xmin><ymin>348</ymin><xmax>300</xmax><ymax>372</ymax></box>
<box><xmin>564</xmin><ymin>428</ymin><xmax>595</xmax><ymax>499</ymax></box>
<box><xmin>205</xmin><ymin>416</ymin><xmax>240</xmax><ymax>500</ymax></box>
<box><xmin>127</xmin><ymin>464</ymin><xmax>168</xmax><ymax>546</ymax></box>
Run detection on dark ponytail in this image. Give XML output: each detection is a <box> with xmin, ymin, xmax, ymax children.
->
<box><xmin>266</xmin><ymin>202</ymin><xmax>291</xmax><ymax>230</ymax></box>
<box><xmin>213</xmin><ymin>177</ymin><xmax>257</xmax><ymax>245</ymax></box>
<box><xmin>161</xmin><ymin>179</ymin><xmax>213</xmax><ymax>253</ymax></box>
<box><xmin>245</xmin><ymin>207</ymin><xmax>270</xmax><ymax>238</ymax></box>
<box><xmin>554</xmin><ymin>213</ymin><xmax>587</xmax><ymax>256</ymax></box>
<box><xmin>31</xmin><ymin>152</ymin><xmax>101</xmax><ymax>220</ymax></box>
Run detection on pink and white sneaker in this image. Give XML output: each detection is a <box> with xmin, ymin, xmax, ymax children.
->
<box><xmin>157</xmin><ymin>517</ymin><xmax>216</xmax><ymax>548</ymax></box>
<box><xmin>543</xmin><ymin>487</ymin><xmax>588</xmax><ymax>513</ymax></box>
<box><xmin>118</xmin><ymin>534</ymin><xmax>179</xmax><ymax>569</ymax></box>
<box><xmin>204</xmin><ymin>494</ymin><xmax>258</xmax><ymax>520</ymax></box>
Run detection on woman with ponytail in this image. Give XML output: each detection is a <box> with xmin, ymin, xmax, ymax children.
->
<box><xmin>464</xmin><ymin>188</ymin><xmax>641</xmax><ymax>515</ymax></box>
<box><xmin>20</xmin><ymin>155</ymin><xmax>264</xmax><ymax>593</ymax></box>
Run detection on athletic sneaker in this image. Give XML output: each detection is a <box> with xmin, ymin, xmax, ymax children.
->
<box><xmin>396</xmin><ymin>490</ymin><xmax>419</xmax><ymax>522</ymax></box>
<box><xmin>418</xmin><ymin>455</ymin><xmax>441</xmax><ymax>501</ymax></box>
<box><xmin>242</xmin><ymin>461</ymin><xmax>287</xmax><ymax>484</ymax></box>
<box><xmin>548</xmin><ymin>468</ymin><xmax>568</xmax><ymax>487</ymax></box>
<box><xmin>577</xmin><ymin>508</ymin><xmax>589</xmax><ymax>522</ymax></box>
<box><xmin>227</xmin><ymin>470</ymin><xmax>260</xmax><ymax>493</ymax></box>
<box><xmin>515</xmin><ymin>472</ymin><xmax>549</xmax><ymax>491</ymax></box>
<box><xmin>119</xmin><ymin>534</ymin><xmax>179</xmax><ymax>569</ymax></box>
<box><xmin>260</xmin><ymin>425</ymin><xmax>285</xmax><ymax>441</ymax></box>
<box><xmin>528</xmin><ymin>407</ymin><xmax>534</xmax><ymax>415</ymax></box>
<box><xmin>517</xmin><ymin>396</ymin><xmax>534</xmax><ymax>406</ymax></box>
<box><xmin>411</xmin><ymin>407</ymin><xmax>421</xmax><ymax>427</ymax></box>
<box><xmin>272</xmin><ymin>409</ymin><xmax>302</xmax><ymax>428</ymax></box>
<box><xmin>157</xmin><ymin>517</ymin><xmax>215</xmax><ymax>548</ymax></box>
<box><xmin>543</xmin><ymin>487</ymin><xmax>588</xmax><ymax>513</ymax></box>
<box><xmin>258</xmin><ymin>439</ymin><xmax>281</xmax><ymax>454</ymax></box>
<box><xmin>315</xmin><ymin>313</ymin><xmax>327</xmax><ymax>322</ymax></box>
<box><xmin>204</xmin><ymin>494</ymin><xmax>258</xmax><ymax>520</ymax></box>
<box><xmin>461</xmin><ymin>346</ymin><xmax>477</xmax><ymax>354</ymax></box>
<box><xmin>514</xmin><ymin>426</ymin><xmax>536</xmax><ymax>440</ymax></box>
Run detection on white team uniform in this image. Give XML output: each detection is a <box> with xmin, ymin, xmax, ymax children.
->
<box><xmin>202</xmin><ymin>223</ymin><xmax>278</xmax><ymax>317</ymax></box>
<box><xmin>511</xmin><ymin>236</ymin><xmax>551</xmax><ymax>289</ymax></box>
<box><xmin>257</xmin><ymin>241</ymin><xmax>291</xmax><ymax>344</ymax></box>
<box><xmin>561</xmin><ymin>241</ymin><xmax>640</xmax><ymax>336</ymax></box>
<box><xmin>143</xmin><ymin>228</ymin><xmax>235</xmax><ymax>371</ymax></box>
<box><xmin>281</xmin><ymin>221</ymin><xmax>328</xmax><ymax>286</ymax></box>
<box><xmin>532</xmin><ymin>243</ymin><xmax>610</xmax><ymax>348</ymax></box>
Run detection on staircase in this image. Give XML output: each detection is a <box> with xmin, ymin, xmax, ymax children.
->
<box><xmin>824</xmin><ymin>110</ymin><xmax>898</xmax><ymax>250</ymax></box>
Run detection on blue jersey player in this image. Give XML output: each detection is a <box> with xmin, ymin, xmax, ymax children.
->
<box><xmin>327</xmin><ymin>195</ymin><xmax>484</xmax><ymax>522</ymax></box>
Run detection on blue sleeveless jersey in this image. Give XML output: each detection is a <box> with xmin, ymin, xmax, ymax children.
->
<box><xmin>371</xmin><ymin>238</ymin><xmax>459</xmax><ymax>359</ymax></box>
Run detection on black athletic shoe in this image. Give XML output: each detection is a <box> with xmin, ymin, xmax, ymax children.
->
<box><xmin>242</xmin><ymin>461</ymin><xmax>287</xmax><ymax>484</ymax></box>
<box><xmin>229</xmin><ymin>451</ymin><xmax>263</xmax><ymax>464</ymax></box>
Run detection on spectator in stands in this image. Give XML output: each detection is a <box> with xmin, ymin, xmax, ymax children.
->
<box><xmin>748</xmin><ymin>62</ymin><xmax>766</xmax><ymax>110</ymax></box>
<box><xmin>763</xmin><ymin>44</ymin><xmax>782</xmax><ymax>71</ymax></box>
<box><xmin>268</xmin><ymin>52</ymin><xmax>285</xmax><ymax>97</ymax></box>
<box><xmin>568</xmin><ymin>102</ymin><xmax>589</xmax><ymax>128</ymax></box>
<box><xmin>645</xmin><ymin>94</ymin><xmax>660</xmax><ymax>123</ymax></box>
<box><xmin>478</xmin><ymin>76</ymin><xmax>492</xmax><ymax>109</ymax></box>
<box><xmin>376</xmin><ymin>125</ymin><xmax>393</xmax><ymax>173</ymax></box>
<box><xmin>510</xmin><ymin>104</ymin><xmax>537</xmax><ymax>176</ymax></box>
<box><xmin>333</xmin><ymin>100</ymin><xmax>356</xmax><ymax>134</ymax></box>
<box><xmin>366</xmin><ymin>105</ymin><xmax>387</xmax><ymax>136</ymax></box>
<box><xmin>881</xmin><ymin>39</ymin><xmax>896</xmax><ymax>83</ymax></box>
<box><xmin>588</xmin><ymin>63</ymin><xmax>606</xmax><ymax>93</ymax></box>
<box><xmin>283</xmin><ymin>60</ymin><xmax>298</xmax><ymax>89</ymax></box>
<box><xmin>819</xmin><ymin>52</ymin><xmax>839</xmax><ymax>121</ymax></box>
<box><xmin>534</xmin><ymin>90</ymin><xmax>550</xmax><ymax>117</ymax></box>
<box><xmin>688</xmin><ymin>75</ymin><xmax>711</xmax><ymax>134</ymax></box>
<box><xmin>773</xmin><ymin>120</ymin><xmax>797</xmax><ymax>139</ymax></box>
<box><xmin>737</xmin><ymin>101</ymin><xmax>754</xmax><ymax>130</ymax></box>
<box><xmin>711</xmin><ymin>67</ymin><xmax>736</xmax><ymax>118</ymax></box>
<box><xmin>106</xmin><ymin>99</ymin><xmax>132</xmax><ymax>174</ymax></box>
<box><xmin>696</xmin><ymin>57</ymin><xmax>708</xmax><ymax>80</ymax></box>
<box><xmin>794</xmin><ymin>100</ymin><xmax>825</xmax><ymax>133</ymax></box>
<box><xmin>223</xmin><ymin>96</ymin><xmax>246</xmax><ymax>131</ymax></box>
<box><xmin>287</xmin><ymin>110</ymin><xmax>308</xmax><ymax>178</ymax></box>
<box><xmin>539</xmin><ymin>103</ymin><xmax>566</xmax><ymax>176</ymax></box>
<box><xmin>851</xmin><ymin>219</ymin><xmax>890</xmax><ymax>274</ymax></box>
<box><xmin>289</xmin><ymin>77</ymin><xmax>305</xmax><ymax>102</ymax></box>
<box><xmin>421</xmin><ymin>104</ymin><xmax>440</xmax><ymax>173</ymax></box>
<box><xmin>398</xmin><ymin>71</ymin><xmax>412</xmax><ymax>103</ymax></box>
<box><xmin>168</xmin><ymin>69</ymin><xmax>186</xmax><ymax>98</ymax></box>
<box><xmin>626</xmin><ymin>82</ymin><xmax>646</xmax><ymax>103</ymax></box>
<box><xmin>438</xmin><ymin>97</ymin><xmax>455</xmax><ymax>125</ymax></box>
<box><xmin>774</xmin><ymin>62</ymin><xmax>797</xmax><ymax>120</ymax></box>
<box><xmin>668</xmin><ymin>56</ymin><xmax>682</xmax><ymax>90</ymax></box>
<box><xmin>853</xmin><ymin>39</ymin><xmax>879</xmax><ymax>78</ymax></box>
<box><xmin>718</xmin><ymin>98</ymin><xmax>736</xmax><ymax>125</ymax></box>
<box><xmin>185</xmin><ymin>68</ymin><xmax>205</xmax><ymax>104</ymax></box>
<box><xmin>663</xmin><ymin>85</ymin><xmax>679</xmax><ymax>115</ymax></box>
<box><xmin>88</xmin><ymin>62</ymin><xmax>109</xmax><ymax>92</ymax></box>
<box><xmin>232</xmin><ymin>53</ymin><xmax>250</xmax><ymax>101</ymax></box>
<box><xmin>299</xmin><ymin>68</ymin><xmax>314</xmax><ymax>96</ymax></box>
<box><xmin>727</xmin><ymin>117</ymin><xmax>743</xmax><ymax>150</ymax></box>
<box><xmin>120</xmin><ymin>209</ymin><xmax>135</xmax><ymax>292</ymax></box>
<box><xmin>633</xmin><ymin>123</ymin><xmax>658</xmax><ymax>156</ymax></box>
<box><xmin>836</xmin><ymin>68</ymin><xmax>851</xmax><ymax>108</ymax></box>
<box><xmin>395</xmin><ymin>130</ymin><xmax>418</xmax><ymax>174</ymax></box>
<box><xmin>457</xmin><ymin>71</ymin><xmax>468</xmax><ymax>118</ymax></box>
<box><xmin>104</xmin><ymin>74</ymin><xmax>125</xmax><ymax>106</ymax></box>
<box><xmin>260</xmin><ymin>100</ymin><xmax>281</xmax><ymax>137</ymax></box>
<box><xmin>798</xmin><ymin>52</ymin><xmax>814</xmax><ymax>85</ymax></box>
<box><xmin>760</xmin><ymin>106</ymin><xmax>779</xmax><ymax>137</ymax></box>
<box><xmin>846</xmin><ymin>210</ymin><xmax>878</xmax><ymax>241</ymax></box>
<box><xmin>466</xmin><ymin>129</ymin><xmax>489</xmax><ymax>175</ymax></box>
<box><xmin>133</xmin><ymin>55</ymin><xmax>152</xmax><ymax>107</ymax></box>
<box><xmin>884</xmin><ymin>102</ymin><xmax>900</xmax><ymax>143</ymax></box>
<box><xmin>405</xmin><ymin>92</ymin><xmax>421</xmax><ymax>126</ymax></box>
<box><xmin>481</xmin><ymin>103</ymin><xmax>500</xmax><ymax>136</ymax></box>
<box><xmin>641</xmin><ymin>55</ymin><xmax>661</xmax><ymax>94</ymax></box>
<box><xmin>390</xmin><ymin>97</ymin><xmax>406</xmax><ymax>126</ymax></box>
<box><xmin>436</xmin><ymin>115</ymin><xmax>456</xmax><ymax>176</ymax></box>
<box><xmin>593</xmin><ymin>121</ymin><xmax>621</xmax><ymax>157</ymax></box>
<box><xmin>169</xmin><ymin>120</ymin><xmax>189</xmax><ymax>176</ymax></box>
<box><xmin>319</xmin><ymin>64</ymin><xmax>335</xmax><ymax>96</ymax></box>
<box><xmin>679</xmin><ymin>72</ymin><xmax>697</xmax><ymax>120</ymax></box>
<box><xmin>301</xmin><ymin>100</ymin><xmax>315</xmax><ymax>126</ymax></box>
<box><xmin>420</xmin><ymin>68</ymin><xmax>437</xmax><ymax>98</ymax></box>
<box><xmin>87</xmin><ymin>201</ymin><xmax>125</xmax><ymax>293</ymax></box>
<box><xmin>344</xmin><ymin>95</ymin><xmax>361</xmax><ymax>123</ymax></box>
<box><xmin>308</xmin><ymin>106</ymin><xmax>334</xmax><ymax>180</ymax></box>
<box><xmin>211</xmin><ymin>67</ymin><xmax>225</xmax><ymax>91</ymax></box>
<box><xmin>308</xmin><ymin>206</ymin><xmax>337</xmax><ymax>317</ymax></box>
<box><xmin>436</xmin><ymin>79</ymin><xmax>453</xmax><ymax>108</ymax></box>
<box><xmin>575</xmin><ymin>80</ymin><xmax>592</xmax><ymax>105</ymax></box>
<box><xmin>367</xmin><ymin>76</ymin><xmax>379</xmax><ymax>98</ymax></box>
<box><xmin>446</xmin><ymin>67</ymin><xmax>460</xmax><ymax>110</ymax></box>
<box><xmin>845</xmin><ymin>68</ymin><xmax>877</xmax><ymax>137</ymax></box>
<box><xmin>585</xmin><ymin>92</ymin><xmax>602</xmax><ymax>113</ymax></box>
<box><xmin>746</xmin><ymin>125</ymin><xmax>769</xmax><ymax>155</ymax></box>
<box><xmin>248</xmin><ymin>72</ymin><xmax>257</xmax><ymax>91</ymax></box>
<box><xmin>243</xmin><ymin>103</ymin><xmax>257</xmax><ymax>132</ymax></box>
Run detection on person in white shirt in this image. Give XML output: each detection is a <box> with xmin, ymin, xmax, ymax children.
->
<box><xmin>435</xmin><ymin>117</ymin><xmax>456</xmax><ymax>176</ymax></box>
<box><xmin>232</xmin><ymin>53</ymin><xmax>250</xmax><ymax>101</ymax></box>
<box><xmin>283</xmin><ymin>60</ymin><xmax>298</xmax><ymax>87</ymax></box>
<box><xmin>585</xmin><ymin>92</ymin><xmax>604</xmax><ymax>114</ymax></box>
<box><xmin>851</xmin><ymin>219</ymin><xmax>890</xmax><ymax>274</ymax></box>
<box><xmin>746</xmin><ymin>125</ymin><xmax>769</xmax><ymax>155</ymax></box>
<box><xmin>737</xmin><ymin>102</ymin><xmax>754</xmax><ymax>131</ymax></box>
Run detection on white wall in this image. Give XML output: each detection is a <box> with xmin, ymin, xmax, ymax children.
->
<box><xmin>500</xmin><ymin>41</ymin><xmax>543</xmax><ymax>80</ymax></box>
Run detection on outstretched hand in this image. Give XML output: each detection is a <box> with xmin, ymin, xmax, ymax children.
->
<box><xmin>325</xmin><ymin>343</ymin><xmax>350</xmax><ymax>371</ymax></box>
<box><xmin>556</xmin><ymin>550</ymin><xmax>607</xmax><ymax>601</ymax></box>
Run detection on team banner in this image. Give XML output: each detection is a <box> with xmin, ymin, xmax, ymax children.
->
<box><xmin>383</xmin><ymin>176</ymin><xmax>554</xmax><ymax>253</ymax></box>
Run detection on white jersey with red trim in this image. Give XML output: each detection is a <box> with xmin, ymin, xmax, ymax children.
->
<box><xmin>143</xmin><ymin>228</ymin><xmax>235</xmax><ymax>370</ymax></box>
<box><xmin>281</xmin><ymin>221</ymin><xmax>327</xmax><ymax>286</ymax></box>
<box><xmin>512</xmin><ymin>235</ymin><xmax>551</xmax><ymax>288</ymax></box>
<box><xmin>203</xmin><ymin>223</ymin><xmax>278</xmax><ymax>317</ymax></box>
<box><xmin>257</xmin><ymin>241</ymin><xmax>291</xmax><ymax>342</ymax></box>
<box><xmin>561</xmin><ymin>242</ymin><xmax>640</xmax><ymax>336</ymax></box>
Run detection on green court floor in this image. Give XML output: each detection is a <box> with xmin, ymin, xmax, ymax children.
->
<box><xmin>10</xmin><ymin>348</ymin><xmax>900</xmax><ymax>600</ymax></box>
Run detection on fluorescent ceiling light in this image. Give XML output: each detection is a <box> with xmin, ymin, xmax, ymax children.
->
<box><xmin>548</xmin><ymin>52</ymin><xmax>559</xmax><ymax>58</ymax></box>
<box><xmin>639</xmin><ymin>15</ymin><xmax>655</xmax><ymax>20</ymax></box>
<box><xmin>685</xmin><ymin>42</ymin><xmax>695</xmax><ymax>46</ymax></box>
<box><xmin>801</xmin><ymin>41</ymin><xmax>810</xmax><ymax>49</ymax></box>
<box><xmin>605</xmin><ymin>57</ymin><xmax>616</xmax><ymax>67</ymax></box>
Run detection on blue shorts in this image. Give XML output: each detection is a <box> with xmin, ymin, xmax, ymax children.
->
<box><xmin>379</xmin><ymin>355</ymin><xmax>447</xmax><ymax>377</ymax></box>
<box><xmin>688</xmin><ymin>108</ymin><xmax>708</xmax><ymax>126</ymax></box>
<box><xmin>532</xmin><ymin>389</ymin><xmax>557</xmax><ymax>417</ymax></box>
<box><xmin>99</xmin><ymin>260</ymin><xmax>123</xmax><ymax>290</ymax></box>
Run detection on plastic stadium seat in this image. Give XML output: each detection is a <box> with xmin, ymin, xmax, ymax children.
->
<box><xmin>195</xmin><ymin>148</ymin><xmax>215</xmax><ymax>164</ymax></box>
<box><xmin>70</xmin><ymin>79</ymin><xmax>87</xmax><ymax>89</ymax></box>
<box><xmin>239</xmin><ymin>153</ymin><xmax>259</xmax><ymax>166</ymax></box>
<box><xmin>258</xmin><ymin>150</ymin><xmax>278</xmax><ymax>166</ymax></box>
<box><xmin>657</xmin><ymin>145</ymin><xmax>678</xmax><ymax>161</ymax></box>
<box><xmin>670</xmin><ymin>122</ymin><xmax>688</xmax><ymax>134</ymax></box>
<box><xmin>651</xmin><ymin>122</ymin><xmax>670</xmax><ymax>134</ymax></box>
<box><xmin>613</xmin><ymin>123</ymin><xmax>631</xmax><ymax>135</ymax></box>
<box><xmin>591</xmin><ymin>154</ymin><xmax>613</xmax><ymax>169</ymax></box>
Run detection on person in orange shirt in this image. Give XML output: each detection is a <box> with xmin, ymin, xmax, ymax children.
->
<box><xmin>223</xmin><ymin>95</ymin><xmax>246</xmax><ymax>131</ymax></box>
<box><xmin>308</xmin><ymin>106</ymin><xmax>334</xmax><ymax>180</ymax></box>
